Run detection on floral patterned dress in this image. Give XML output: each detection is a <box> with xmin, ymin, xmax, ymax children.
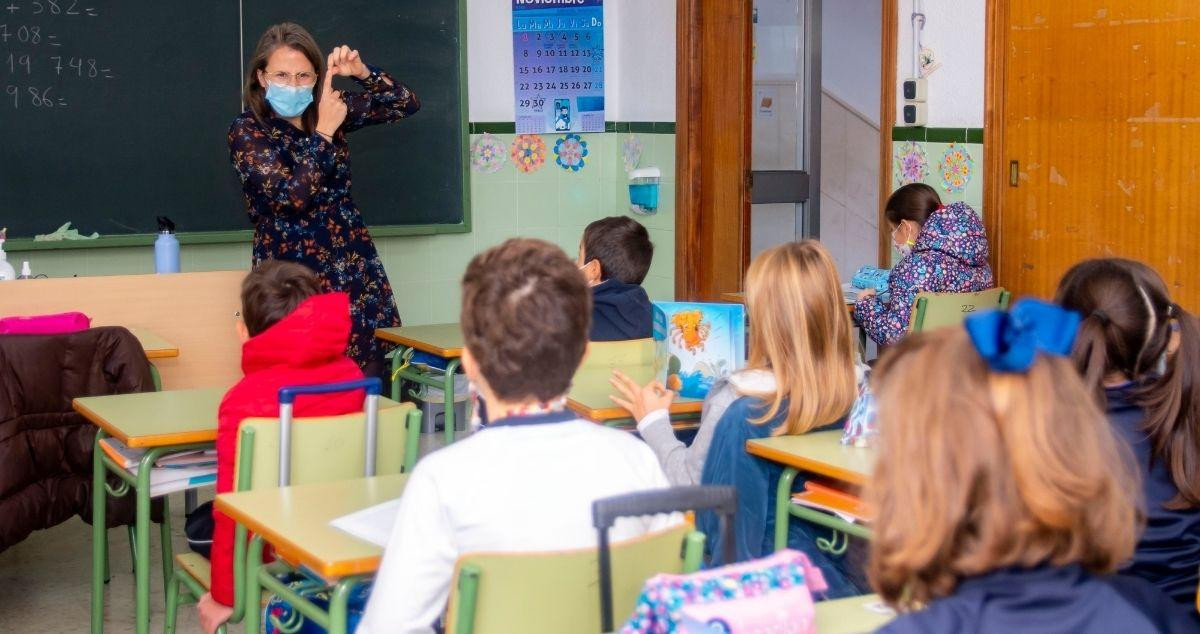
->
<box><xmin>228</xmin><ymin>66</ymin><xmax>419</xmax><ymax>369</ymax></box>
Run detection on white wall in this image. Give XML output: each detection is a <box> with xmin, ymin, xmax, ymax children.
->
<box><xmin>894</xmin><ymin>0</ymin><xmax>984</xmax><ymax>127</ymax></box>
<box><xmin>467</xmin><ymin>0</ymin><xmax>676</xmax><ymax>122</ymax></box>
<box><xmin>822</xmin><ymin>0</ymin><xmax>881</xmax><ymax>125</ymax></box>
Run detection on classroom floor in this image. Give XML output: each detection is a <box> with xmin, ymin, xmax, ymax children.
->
<box><xmin>0</xmin><ymin>430</ymin><xmax>461</xmax><ymax>633</ymax></box>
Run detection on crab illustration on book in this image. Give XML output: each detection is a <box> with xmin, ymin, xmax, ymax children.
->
<box><xmin>669</xmin><ymin>309</ymin><xmax>711</xmax><ymax>353</ymax></box>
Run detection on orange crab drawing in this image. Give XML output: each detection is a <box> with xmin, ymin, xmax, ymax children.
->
<box><xmin>669</xmin><ymin>310</ymin><xmax>711</xmax><ymax>353</ymax></box>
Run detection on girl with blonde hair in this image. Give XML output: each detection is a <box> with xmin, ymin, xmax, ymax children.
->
<box><xmin>612</xmin><ymin>240</ymin><xmax>867</xmax><ymax>593</ymax></box>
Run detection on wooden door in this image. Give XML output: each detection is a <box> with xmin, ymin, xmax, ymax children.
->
<box><xmin>986</xmin><ymin>1</ymin><xmax>1200</xmax><ymax>307</ymax></box>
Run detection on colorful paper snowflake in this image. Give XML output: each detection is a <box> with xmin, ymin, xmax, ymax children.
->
<box><xmin>893</xmin><ymin>141</ymin><xmax>928</xmax><ymax>186</ymax></box>
<box><xmin>938</xmin><ymin>143</ymin><xmax>974</xmax><ymax>193</ymax></box>
<box><xmin>470</xmin><ymin>133</ymin><xmax>508</xmax><ymax>174</ymax></box>
<box><xmin>622</xmin><ymin>135</ymin><xmax>644</xmax><ymax>173</ymax></box>
<box><xmin>554</xmin><ymin>133</ymin><xmax>589</xmax><ymax>172</ymax></box>
<box><xmin>510</xmin><ymin>134</ymin><xmax>547</xmax><ymax>174</ymax></box>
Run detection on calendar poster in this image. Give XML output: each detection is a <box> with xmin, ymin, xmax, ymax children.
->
<box><xmin>512</xmin><ymin>0</ymin><xmax>605</xmax><ymax>134</ymax></box>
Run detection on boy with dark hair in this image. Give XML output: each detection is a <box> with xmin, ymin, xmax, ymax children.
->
<box><xmin>577</xmin><ymin>215</ymin><xmax>655</xmax><ymax>341</ymax></box>
<box><xmin>197</xmin><ymin>259</ymin><xmax>365</xmax><ymax>631</ymax></box>
<box><xmin>358</xmin><ymin>239</ymin><xmax>673</xmax><ymax>633</ymax></box>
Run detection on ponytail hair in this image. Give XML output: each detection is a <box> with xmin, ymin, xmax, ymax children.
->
<box><xmin>1055</xmin><ymin>258</ymin><xmax>1200</xmax><ymax>508</ymax></box>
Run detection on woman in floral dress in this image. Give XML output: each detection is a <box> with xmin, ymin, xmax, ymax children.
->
<box><xmin>229</xmin><ymin>22</ymin><xmax>419</xmax><ymax>374</ymax></box>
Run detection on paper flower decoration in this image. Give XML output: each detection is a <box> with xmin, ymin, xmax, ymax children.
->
<box><xmin>622</xmin><ymin>135</ymin><xmax>643</xmax><ymax>173</ymax></box>
<box><xmin>470</xmin><ymin>133</ymin><xmax>508</xmax><ymax>174</ymax></box>
<box><xmin>938</xmin><ymin>143</ymin><xmax>974</xmax><ymax>193</ymax></box>
<box><xmin>893</xmin><ymin>141</ymin><xmax>928</xmax><ymax>186</ymax></box>
<box><xmin>510</xmin><ymin>134</ymin><xmax>547</xmax><ymax>174</ymax></box>
<box><xmin>554</xmin><ymin>133</ymin><xmax>589</xmax><ymax>172</ymax></box>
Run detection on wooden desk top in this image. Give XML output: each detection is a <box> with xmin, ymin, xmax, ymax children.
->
<box><xmin>814</xmin><ymin>594</ymin><xmax>893</xmax><ymax>633</ymax></box>
<box><xmin>746</xmin><ymin>430</ymin><xmax>875</xmax><ymax>486</ymax></box>
<box><xmin>566</xmin><ymin>366</ymin><xmax>703</xmax><ymax>422</ymax></box>
<box><xmin>73</xmin><ymin>387</ymin><xmax>223</xmax><ymax>448</ymax></box>
<box><xmin>375</xmin><ymin>324</ymin><xmax>464</xmax><ymax>358</ymax></box>
<box><xmin>129</xmin><ymin>327</ymin><xmax>180</xmax><ymax>359</ymax></box>
<box><xmin>215</xmin><ymin>474</ymin><xmax>408</xmax><ymax>579</ymax></box>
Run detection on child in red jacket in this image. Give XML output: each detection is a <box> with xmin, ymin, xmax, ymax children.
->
<box><xmin>197</xmin><ymin>260</ymin><xmax>364</xmax><ymax>632</ymax></box>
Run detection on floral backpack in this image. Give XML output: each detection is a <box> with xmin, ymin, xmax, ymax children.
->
<box><xmin>621</xmin><ymin>549</ymin><xmax>829</xmax><ymax>633</ymax></box>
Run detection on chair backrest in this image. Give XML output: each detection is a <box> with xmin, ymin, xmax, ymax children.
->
<box><xmin>445</xmin><ymin>523</ymin><xmax>702</xmax><ymax>634</ymax></box>
<box><xmin>579</xmin><ymin>338</ymin><xmax>656</xmax><ymax>371</ymax></box>
<box><xmin>909</xmin><ymin>288</ymin><xmax>1011</xmax><ymax>333</ymax></box>
<box><xmin>232</xmin><ymin>400</ymin><xmax>416</xmax><ymax>491</ymax></box>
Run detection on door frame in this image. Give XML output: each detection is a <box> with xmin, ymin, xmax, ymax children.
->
<box><xmin>982</xmin><ymin>1</ymin><xmax>1008</xmax><ymax>276</ymax></box>
<box><xmin>877</xmin><ymin>0</ymin><xmax>898</xmax><ymax>268</ymax></box>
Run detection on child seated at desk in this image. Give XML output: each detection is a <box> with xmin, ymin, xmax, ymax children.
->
<box><xmin>197</xmin><ymin>260</ymin><xmax>365</xmax><ymax>632</ymax></box>
<box><xmin>867</xmin><ymin>300</ymin><xmax>1196</xmax><ymax>633</ymax></box>
<box><xmin>853</xmin><ymin>183</ymin><xmax>994</xmax><ymax>346</ymax></box>
<box><xmin>613</xmin><ymin>241</ymin><xmax>869</xmax><ymax>595</ymax></box>
<box><xmin>1056</xmin><ymin>258</ymin><xmax>1200</xmax><ymax>605</ymax></box>
<box><xmin>577</xmin><ymin>215</ymin><xmax>654</xmax><ymax>341</ymax></box>
<box><xmin>358</xmin><ymin>239</ymin><xmax>675</xmax><ymax>633</ymax></box>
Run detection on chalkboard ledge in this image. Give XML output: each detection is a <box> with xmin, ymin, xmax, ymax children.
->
<box><xmin>4</xmin><ymin>223</ymin><xmax>470</xmax><ymax>252</ymax></box>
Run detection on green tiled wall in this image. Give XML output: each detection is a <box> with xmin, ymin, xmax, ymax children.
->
<box><xmin>889</xmin><ymin>135</ymin><xmax>984</xmax><ymax>266</ymax></box>
<box><xmin>16</xmin><ymin>132</ymin><xmax>676</xmax><ymax>326</ymax></box>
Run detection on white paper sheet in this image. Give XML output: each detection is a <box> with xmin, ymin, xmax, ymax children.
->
<box><xmin>329</xmin><ymin>498</ymin><xmax>403</xmax><ymax>548</ymax></box>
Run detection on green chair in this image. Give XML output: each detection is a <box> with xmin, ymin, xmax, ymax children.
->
<box><xmin>445</xmin><ymin>523</ymin><xmax>705</xmax><ymax>634</ymax></box>
<box><xmin>908</xmin><ymin>288</ymin><xmax>1011</xmax><ymax>333</ymax></box>
<box><xmin>164</xmin><ymin>381</ymin><xmax>421</xmax><ymax>634</ymax></box>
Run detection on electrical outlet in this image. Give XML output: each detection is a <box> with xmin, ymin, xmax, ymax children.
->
<box><xmin>903</xmin><ymin>102</ymin><xmax>927</xmax><ymax>126</ymax></box>
<box><xmin>902</xmin><ymin>77</ymin><xmax>927</xmax><ymax>102</ymax></box>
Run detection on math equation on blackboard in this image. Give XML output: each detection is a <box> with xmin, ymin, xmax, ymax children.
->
<box><xmin>1</xmin><ymin>1</ymin><xmax>109</xmax><ymax>110</ymax></box>
<box><xmin>512</xmin><ymin>0</ymin><xmax>604</xmax><ymax>135</ymax></box>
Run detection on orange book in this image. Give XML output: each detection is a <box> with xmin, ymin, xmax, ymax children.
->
<box><xmin>791</xmin><ymin>481</ymin><xmax>872</xmax><ymax>524</ymax></box>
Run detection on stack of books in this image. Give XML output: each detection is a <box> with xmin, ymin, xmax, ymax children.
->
<box><xmin>99</xmin><ymin>438</ymin><xmax>217</xmax><ymax>497</ymax></box>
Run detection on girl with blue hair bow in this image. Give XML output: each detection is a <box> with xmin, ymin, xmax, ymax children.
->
<box><xmin>866</xmin><ymin>299</ymin><xmax>1196</xmax><ymax>633</ymax></box>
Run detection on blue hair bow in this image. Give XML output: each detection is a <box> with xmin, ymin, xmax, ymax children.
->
<box><xmin>964</xmin><ymin>298</ymin><xmax>1081</xmax><ymax>372</ymax></box>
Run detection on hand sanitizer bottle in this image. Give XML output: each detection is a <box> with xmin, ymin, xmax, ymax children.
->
<box><xmin>0</xmin><ymin>229</ymin><xmax>16</xmax><ymax>281</ymax></box>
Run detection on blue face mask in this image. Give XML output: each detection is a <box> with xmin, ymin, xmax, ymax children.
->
<box><xmin>265</xmin><ymin>82</ymin><xmax>313</xmax><ymax>118</ymax></box>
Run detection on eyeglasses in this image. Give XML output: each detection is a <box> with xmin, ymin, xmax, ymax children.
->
<box><xmin>263</xmin><ymin>70</ymin><xmax>316</xmax><ymax>86</ymax></box>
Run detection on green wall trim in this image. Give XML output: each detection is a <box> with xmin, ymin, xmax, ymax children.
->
<box><xmin>891</xmin><ymin>126</ymin><xmax>985</xmax><ymax>143</ymax></box>
<box><xmin>4</xmin><ymin>223</ymin><xmax>471</xmax><ymax>252</ymax></box>
<box><xmin>469</xmin><ymin>122</ymin><xmax>675</xmax><ymax>135</ymax></box>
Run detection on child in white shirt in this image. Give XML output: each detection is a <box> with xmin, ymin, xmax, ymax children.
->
<box><xmin>358</xmin><ymin>238</ymin><xmax>676</xmax><ymax>634</ymax></box>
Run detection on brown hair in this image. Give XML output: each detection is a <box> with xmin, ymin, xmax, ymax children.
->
<box><xmin>241</xmin><ymin>259</ymin><xmax>323</xmax><ymax>337</ymax></box>
<box><xmin>866</xmin><ymin>329</ymin><xmax>1141</xmax><ymax>609</ymax></box>
<box><xmin>742</xmin><ymin>241</ymin><xmax>857</xmax><ymax>435</ymax></box>
<box><xmin>242</xmin><ymin>22</ymin><xmax>325</xmax><ymax>133</ymax></box>
<box><xmin>581</xmin><ymin>216</ymin><xmax>654</xmax><ymax>285</ymax></box>
<box><xmin>1055</xmin><ymin>258</ymin><xmax>1200</xmax><ymax>509</ymax></box>
<box><xmin>461</xmin><ymin>239</ymin><xmax>591</xmax><ymax>402</ymax></box>
<box><xmin>884</xmin><ymin>183</ymin><xmax>942</xmax><ymax>227</ymax></box>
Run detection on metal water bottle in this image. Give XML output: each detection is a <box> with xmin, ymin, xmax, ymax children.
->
<box><xmin>154</xmin><ymin>216</ymin><xmax>180</xmax><ymax>274</ymax></box>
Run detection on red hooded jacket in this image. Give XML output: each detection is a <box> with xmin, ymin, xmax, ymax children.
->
<box><xmin>209</xmin><ymin>292</ymin><xmax>365</xmax><ymax>606</ymax></box>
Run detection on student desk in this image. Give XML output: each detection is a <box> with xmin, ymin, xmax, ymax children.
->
<box><xmin>129</xmin><ymin>327</ymin><xmax>178</xmax><ymax>391</ymax></box>
<box><xmin>815</xmin><ymin>594</ymin><xmax>894</xmax><ymax>633</ymax></box>
<box><xmin>75</xmin><ymin>387</ymin><xmax>223</xmax><ymax>634</ymax></box>
<box><xmin>566</xmin><ymin>366</ymin><xmax>703</xmax><ymax>429</ymax></box>
<box><xmin>745</xmin><ymin>430</ymin><xmax>876</xmax><ymax>552</ymax></box>
<box><xmin>377</xmin><ymin>324</ymin><xmax>464</xmax><ymax>444</ymax></box>
<box><xmin>216</xmin><ymin>474</ymin><xmax>408</xmax><ymax>634</ymax></box>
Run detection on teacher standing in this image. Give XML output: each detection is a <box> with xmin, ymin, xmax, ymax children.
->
<box><xmin>229</xmin><ymin>22</ymin><xmax>419</xmax><ymax>374</ymax></box>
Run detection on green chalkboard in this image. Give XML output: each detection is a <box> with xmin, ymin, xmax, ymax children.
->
<box><xmin>0</xmin><ymin>0</ymin><xmax>467</xmax><ymax>247</ymax></box>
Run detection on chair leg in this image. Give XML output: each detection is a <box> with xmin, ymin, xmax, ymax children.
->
<box><xmin>128</xmin><ymin>525</ymin><xmax>137</xmax><ymax>574</ymax></box>
<box><xmin>160</xmin><ymin>496</ymin><xmax>175</xmax><ymax>609</ymax></box>
<box><xmin>104</xmin><ymin>530</ymin><xmax>111</xmax><ymax>584</ymax></box>
<box><xmin>164</xmin><ymin>573</ymin><xmax>182</xmax><ymax>634</ymax></box>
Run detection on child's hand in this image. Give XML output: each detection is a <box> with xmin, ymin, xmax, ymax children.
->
<box><xmin>858</xmin><ymin>288</ymin><xmax>877</xmax><ymax>300</ymax></box>
<box><xmin>197</xmin><ymin>592</ymin><xmax>233</xmax><ymax>634</ymax></box>
<box><xmin>609</xmin><ymin>370</ymin><xmax>675</xmax><ymax>422</ymax></box>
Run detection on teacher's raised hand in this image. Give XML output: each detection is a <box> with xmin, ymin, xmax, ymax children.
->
<box><xmin>316</xmin><ymin>64</ymin><xmax>348</xmax><ymax>140</ymax></box>
<box><xmin>328</xmin><ymin>45</ymin><xmax>369</xmax><ymax>80</ymax></box>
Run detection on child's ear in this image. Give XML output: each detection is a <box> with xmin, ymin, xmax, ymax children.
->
<box><xmin>581</xmin><ymin>259</ymin><xmax>602</xmax><ymax>286</ymax></box>
<box><xmin>236</xmin><ymin>319</ymin><xmax>250</xmax><ymax>343</ymax></box>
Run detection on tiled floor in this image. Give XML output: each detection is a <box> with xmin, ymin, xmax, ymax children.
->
<box><xmin>0</xmin><ymin>429</ymin><xmax>463</xmax><ymax>633</ymax></box>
